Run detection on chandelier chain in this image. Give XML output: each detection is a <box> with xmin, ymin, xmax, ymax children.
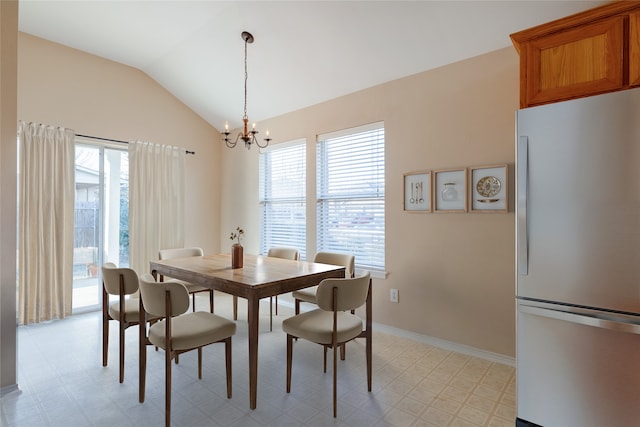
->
<box><xmin>244</xmin><ymin>37</ymin><xmax>248</xmax><ymax>120</ymax></box>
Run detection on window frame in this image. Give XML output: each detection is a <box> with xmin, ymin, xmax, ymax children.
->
<box><xmin>258</xmin><ymin>138</ymin><xmax>307</xmax><ymax>259</ymax></box>
<box><xmin>316</xmin><ymin>122</ymin><xmax>385</xmax><ymax>275</ymax></box>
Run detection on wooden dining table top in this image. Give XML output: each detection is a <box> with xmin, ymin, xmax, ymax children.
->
<box><xmin>149</xmin><ymin>252</ymin><xmax>346</xmax><ymax>300</ymax></box>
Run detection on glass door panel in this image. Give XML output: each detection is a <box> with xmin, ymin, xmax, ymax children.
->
<box><xmin>73</xmin><ymin>144</ymin><xmax>128</xmax><ymax>312</ymax></box>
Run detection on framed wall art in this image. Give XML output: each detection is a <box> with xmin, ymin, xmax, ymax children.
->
<box><xmin>403</xmin><ymin>171</ymin><xmax>431</xmax><ymax>212</ymax></box>
<box><xmin>469</xmin><ymin>164</ymin><xmax>508</xmax><ymax>212</ymax></box>
<box><xmin>433</xmin><ymin>168</ymin><xmax>467</xmax><ymax>212</ymax></box>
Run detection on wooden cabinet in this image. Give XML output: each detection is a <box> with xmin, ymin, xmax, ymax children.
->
<box><xmin>511</xmin><ymin>1</ymin><xmax>640</xmax><ymax>108</ymax></box>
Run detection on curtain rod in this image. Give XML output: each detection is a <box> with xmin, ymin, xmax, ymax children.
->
<box><xmin>76</xmin><ymin>133</ymin><xmax>196</xmax><ymax>155</ymax></box>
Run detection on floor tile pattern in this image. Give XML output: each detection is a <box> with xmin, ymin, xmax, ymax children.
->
<box><xmin>1</xmin><ymin>293</ymin><xmax>515</xmax><ymax>426</ymax></box>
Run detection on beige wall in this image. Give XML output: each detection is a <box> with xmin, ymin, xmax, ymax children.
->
<box><xmin>221</xmin><ymin>47</ymin><xmax>519</xmax><ymax>357</ymax></box>
<box><xmin>17</xmin><ymin>33</ymin><xmax>222</xmax><ymax>254</ymax></box>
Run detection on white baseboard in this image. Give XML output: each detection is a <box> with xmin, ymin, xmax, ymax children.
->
<box><xmin>0</xmin><ymin>384</ymin><xmax>20</xmax><ymax>398</ymax></box>
<box><xmin>372</xmin><ymin>322</ymin><xmax>515</xmax><ymax>367</ymax></box>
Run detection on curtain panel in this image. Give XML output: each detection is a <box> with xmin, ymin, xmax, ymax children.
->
<box><xmin>129</xmin><ymin>141</ymin><xmax>185</xmax><ymax>276</ymax></box>
<box><xmin>18</xmin><ymin>122</ymin><xmax>75</xmax><ymax>325</ymax></box>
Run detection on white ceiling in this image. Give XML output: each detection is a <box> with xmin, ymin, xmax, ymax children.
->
<box><xmin>19</xmin><ymin>1</ymin><xmax>605</xmax><ymax>131</ymax></box>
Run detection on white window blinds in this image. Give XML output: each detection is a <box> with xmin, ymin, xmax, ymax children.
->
<box><xmin>259</xmin><ymin>140</ymin><xmax>306</xmax><ymax>259</ymax></box>
<box><xmin>317</xmin><ymin>123</ymin><xmax>385</xmax><ymax>271</ymax></box>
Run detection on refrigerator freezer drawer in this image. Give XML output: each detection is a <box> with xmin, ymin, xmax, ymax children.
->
<box><xmin>517</xmin><ymin>301</ymin><xmax>640</xmax><ymax>426</ymax></box>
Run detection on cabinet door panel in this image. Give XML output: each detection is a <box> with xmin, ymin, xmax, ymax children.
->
<box><xmin>525</xmin><ymin>17</ymin><xmax>624</xmax><ymax>106</ymax></box>
<box><xmin>630</xmin><ymin>11</ymin><xmax>640</xmax><ymax>87</ymax></box>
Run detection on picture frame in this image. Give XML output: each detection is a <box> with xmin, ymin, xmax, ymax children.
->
<box><xmin>433</xmin><ymin>168</ymin><xmax>467</xmax><ymax>212</ymax></box>
<box><xmin>469</xmin><ymin>164</ymin><xmax>508</xmax><ymax>212</ymax></box>
<box><xmin>403</xmin><ymin>171</ymin><xmax>431</xmax><ymax>212</ymax></box>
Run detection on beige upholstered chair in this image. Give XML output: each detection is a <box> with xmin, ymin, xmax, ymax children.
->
<box><xmin>102</xmin><ymin>262</ymin><xmax>158</xmax><ymax>383</ymax></box>
<box><xmin>292</xmin><ymin>251</ymin><xmax>355</xmax><ymax>315</ymax></box>
<box><xmin>266</xmin><ymin>247</ymin><xmax>300</xmax><ymax>331</ymax></box>
<box><xmin>158</xmin><ymin>247</ymin><xmax>214</xmax><ymax>313</ymax></box>
<box><xmin>283</xmin><ymin>272</ymin><xmax>372</xmax><ymax>417</ymax></box>
<box><xmin>138</xmin><ymin>273</ymin><xmax>236</xmax><ymax>427</ymax></box>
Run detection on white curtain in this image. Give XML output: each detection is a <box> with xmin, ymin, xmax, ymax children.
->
<box><xmin>129</xmin><ymin>140</ymin><xmax>185</xmax><ymax>276</ymax></box>
<box><xmin>18</xmin><ymin>122</ymin><xmax>76</xmax><ymax>325</ymax></box>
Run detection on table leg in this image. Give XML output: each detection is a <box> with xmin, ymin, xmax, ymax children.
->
<box><xmin>247</xmin><ymin>295</ymin><xmax>259</xmax><ymax>409</ymax></box>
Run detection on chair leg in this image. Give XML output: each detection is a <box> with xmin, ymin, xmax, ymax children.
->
<box><xmin>139</xmin><ymin>345</ymin><xmax>146</xmax><ymax>403</ymax></box>
<box><xmin>333</xmin><ymin>341</ymin><xmax>338</xmax><ymax>417</ymax></box>
<box><xmin>367</xmin><ymin>331</ymin><xmax>372</xmax><ymax>393</ymax></box>
<box><xmin>286</xmin><ymin>334</ymin><xmax>293</xmax><ymax>393</ymax></box>
<box><xmin>198</xmin><ymin>347</ymin><xmax>202</xmax><ymax>379</ymax></box>
<box><xmin>139</xmin><ymin>324</ymin><xmax>146</xmax><ymax>404</ymax></box>
<box><xmin>323</xmin><ymin>346</ymin><xmax>327</xmax><ymax>373</ymax></box>
<box><xmin>225</xmin><ymin>337</ymin><xmax>232</xmax><ymax>398</ymax></box>
<box><xmin>165</xmin><ymin>350</ymin><xmax>172</xmax><ymax>427</ymax></box>
<box><xmin>233</xmin><ymin>296</ymin><xmax>238</xmax><ymax>320</ymax></box>
<box><xmin>102</xmin><ymin>314</ymin><xmax>109</xmax><ymax>367</ymax></box>
<box><xmin>119</xmin><ymin>323</ymin><xmax>125</xmax><ymax>383</ymax></box>
<box><xmin>209</xmin><ymin>290</ymin><xmax>214</xmax><ymax>314</ymax></box>
<box><xmin>192</xmin><ymin>293</ymin><xmax>196</xmax><ymax>312</ymax></box>
<box><xmin>340</xmin><ymin>343</ymin><xmax>346</xmax><ymax>360</ymax></box>
<box><xmin>275</xmin><ymin>295</ymin><xmax>278</xmax><ymax>315</ymax></box>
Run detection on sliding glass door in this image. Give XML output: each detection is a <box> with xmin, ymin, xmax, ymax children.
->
<box><xmin>73</xmin><ymin>143</ymin><xmax>128</xmax><ymax>311</ymax></box>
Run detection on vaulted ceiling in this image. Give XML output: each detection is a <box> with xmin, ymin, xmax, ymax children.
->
<box><xmin>19</xmin><ymin>1</ymin><xmax>605</xmax><ymax>130</ymax></box>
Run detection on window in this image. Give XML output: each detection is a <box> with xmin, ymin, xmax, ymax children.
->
<box><xmin>317</xmin><ymin>122</ymin><xmax>385</xmax><ymax>271</ymax></box>
<box><xmin>259</xmin><ymin>140</ymin><xmax>306</xmax><ymax>259</ymax></box>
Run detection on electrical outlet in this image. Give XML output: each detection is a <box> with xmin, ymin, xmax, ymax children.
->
<box><xmin>390</xmin><ymin>288</ymin><xmax>399</xmax><ymax>303</ymax></box>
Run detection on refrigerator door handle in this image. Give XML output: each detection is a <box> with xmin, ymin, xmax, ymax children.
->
<box><xmin>517</xmin><ymin>136</ymin><xmax>528</xmax><ymax>275</ymax></box>
<box><xmin>520</xmin><ymin>304</ymin><xmax>640</xmax><ymax>335</ymax></box>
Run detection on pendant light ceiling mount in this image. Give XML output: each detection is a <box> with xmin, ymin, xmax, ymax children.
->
<box><xmin>241</xmin><ymin>31</ymin><xmax>254</xmax><ymax>44</ymax></box>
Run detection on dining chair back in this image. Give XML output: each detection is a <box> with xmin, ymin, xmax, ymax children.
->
<box><xmin>102</xmin><ymin>262</ymin><xmax>153</xmax><ymax>383</ymax></box>
<box><xmin>315</xmin><ymin>273</ymin><xmax>369</xmax><ymax>312</ymax></box>
<box><xmin>138</xmin><ymin>273</ymin><xmax>236</xmax><ymax>427</ymax></box>
<box><xmin>283</xmin><ymin>272</ymin><xmax>372</xmax><ymax>417</ymax></box>
<box><xmin>292</xmin><ymin>251</ymin><xmax>355</xmax><ymax>315</ymax></box>
<box><xmin>158</xmin><ymin>247</ymin><xmax>214</xmax><ymax>313</ymax></box>
<box><xmin>265</xmin><ymin>247</ymin><xmax>301</xmax><ymax>331</ymax></box>
<box><xmin>267</xmin><ymin>247</ymin><xmax>300</xmax><ymax>261</ymax></box>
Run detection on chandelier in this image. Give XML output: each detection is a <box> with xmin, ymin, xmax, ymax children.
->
<box><xmin>222</xmin><ymin>31</ymin><xmax>271</xmax><ymax>149</ymax></box>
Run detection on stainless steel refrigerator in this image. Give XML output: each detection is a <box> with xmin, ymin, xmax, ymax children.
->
<box><xmin>515</xmin><ymin>87</ymin><xmax>640</xmax><ymax>427</ymax></box>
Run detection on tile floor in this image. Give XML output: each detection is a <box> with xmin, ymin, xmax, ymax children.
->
<box><xmin>1</xmin><ymin>293</ymin><xmax>516</xmax><ymax>426</ymax></box>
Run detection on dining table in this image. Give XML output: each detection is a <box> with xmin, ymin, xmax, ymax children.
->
<box><xmin>143</xmin><ymin>252</ymin><xmax>349</xmax><ymax>409</ymax></box>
